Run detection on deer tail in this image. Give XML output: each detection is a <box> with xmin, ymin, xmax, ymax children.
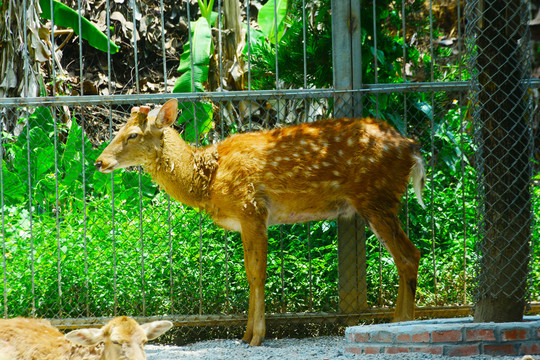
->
<box><xmin>411</xmin><ymin>152</ymin><xmax>426</xmax><ymax>209</ymax></box>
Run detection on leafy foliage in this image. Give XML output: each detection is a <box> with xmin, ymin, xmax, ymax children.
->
<box><xmin>39</xmin><ymin>0</ymin><xmax>119</xmax><ymax>53</ymax></box>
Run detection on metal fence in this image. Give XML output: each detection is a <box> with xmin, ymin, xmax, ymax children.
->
<box><xmin>0</xmin><ymin>0</ymin><xmax>539</xmax><ymax>342</ymax></box>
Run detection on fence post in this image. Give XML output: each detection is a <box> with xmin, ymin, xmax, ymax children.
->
<box><xmin>466</xmin><ymin>0</ymin><xmax>533</xmax><ymax>321</ymax></box>
<box><xmin>331</xmin><ymin>0</ymin><xmax>368</xmax><ymax>319</ymax></box>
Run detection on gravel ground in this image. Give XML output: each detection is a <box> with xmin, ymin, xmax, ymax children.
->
<box><xmin>146</xmin><ymin>336</ymin><xmax>536</xmax><ymax>360</ymax></box>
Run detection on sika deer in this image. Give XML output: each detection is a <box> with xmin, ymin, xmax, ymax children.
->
<box><xmin>0</xmin><ymin>316</ymin><xmax>172</xmax><ymax>360</ymax></box>
<box><xmin>95</xmin><ymin>99</ymin><xmax>425</xmax><ymax>346</ymax></box>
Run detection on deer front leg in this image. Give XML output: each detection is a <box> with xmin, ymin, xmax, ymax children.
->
<box><xmin>367</xmin><ymin>212</ymin><xmax>420</xmax><ymax>322</ymax></box>
<box><xmin>240</xmin><ymin>218</ymin><xmax>268</xmax><ymax>346</ymax></box>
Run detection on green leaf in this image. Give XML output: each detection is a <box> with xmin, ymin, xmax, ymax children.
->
<box><xmin>242</xmin><ymin>26</ymin><xmax>266</xmax><ymax>55</ymax></box>
<box><xmin>61</xmin><ymin>121</ymin><xmax>94</xmax><ymax>189</ymax></box>
<box><xmin>2</xmin><ymin>164</ymin><xmax>25</xmax><ymax>205</ymax></box>
<box><xmin>39</xmin><ymin>0</ymin><xmax>119</xmax><ymax>54</ymax></box>
<box><xmin>173</xmin><ymin>17</ymin><xmax>213</xmax><ymax>142</ymax></box>
<box><xmin>174</xmin><ymin>17</ymin><xmax>212</xmax><ymax>93</ymax></box>
<box><xmin>258</xmin><ymin>0</ymin><xmax>288</xmax><ymax>44</ymax></box>
<box><xmin>177</xmin><ymin>102</ymin><xmax>213</xmax><ymax>142</ymax></box>
<box><xmin>173</xmin><ymin>67</ymin><xmax>208</xmax><ymax>93</ymax></box>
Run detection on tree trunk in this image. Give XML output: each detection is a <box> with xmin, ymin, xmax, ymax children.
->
<box><xmin>473</xmin><ymin>0</ymin><xmax>532</xmax><ymax>322</ymax></box>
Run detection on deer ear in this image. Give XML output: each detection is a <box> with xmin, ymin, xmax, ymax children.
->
<box><xmin>155</xmin><ymin>99</ymin><xmax>178</xmax><ymax>129</ymax></box>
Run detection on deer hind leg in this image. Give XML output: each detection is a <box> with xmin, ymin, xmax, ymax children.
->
<box><xmin>240</xmin><ymin>218</ymin><xmax>268</xmax><ymax>346</ymax></box>
<box><xmin>365</xmin><ymin>211</ymin><xmax>420</xmax><ymax>322</ymax></box>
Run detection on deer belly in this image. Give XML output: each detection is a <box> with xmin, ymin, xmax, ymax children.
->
<box><xmin>267</xmin><ymin>199</ymin><xmax>356</xmax><ymax>225</ymax></box>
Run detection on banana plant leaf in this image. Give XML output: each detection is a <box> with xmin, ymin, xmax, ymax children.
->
<box><xmin>174</xmin><ymin>17</ymin><xmax>213</xmax><ymax>142</ymax></box>
<box><xmin>258</xmin><ymin>0</ymin><xmax>288</xmax><ymax>44</ymax></box>
<box><xmin>174</xmin><ymin>17</ymin><xmax>212</xmax><ymax>91</ymax></box>
<box><xmin>39</xmin><ymin>0</ymin><xmax>119</xmax><ymax>54</ymax></box>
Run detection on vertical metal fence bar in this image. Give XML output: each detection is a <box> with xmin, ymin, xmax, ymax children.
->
<box><xmin>104</xmin><ymin>0</ymin><xmax>118</xmax><ymax>315</ymax></box>
<box><xmin>1</xmin><ymin>107</ymin><xmax>5</xmax><ymax>318</ymax></box>
<box><xmin>218</xmin><ymin>0</ymin><xmax>224</xmax><ymax>92</ymax></box>
<box><xmin>76</xmin><ymin>0</ymin><xmax>89</xmax><ymax>318</ymax></box>
<box><xmin>48</xmin><ymin>0</ymin><xmax>64</xmax><ymax>315</ymax></box>
<box><xmin>217</xmin><ymin>0</ymin><xmax>231</xmax><ymax>315</ymax></box>
<box><xmin>24</xmin><ymin>1</ymin><xmax>36</xmax><ymax>316</ymax></box>
<box><xmin>280</xmin><ymin>226</ymin><xmax>285</xmax><ymax>311</ymax></box>
<box><xmin>427</xmin><ymin>0</ymin><xmax>438</xmax><ymax>306</ymax></box>
<box><xmin>457</xmin><ymin>0</ymin><xmax>468</xmax><ymax>305</ymax></box>
<box><xmin>160</xmin><ymin>0</ymin><xmax>168</xmax><ymax>91</ymax></box>
<box><xmin>157</xmin><ymin>0</ymin><xmax>175</xmax><ymax>316</ymax></box>
<box><xmin>246</xmin><ymin>0</ymin><xmax>252</xmax><ymax>92</ymax></box>
<box><xmin>302</xmin><ymin>0</ymin><xmax>313</xmax><ymax>313</ymax></box>
<box><xmin>370</xmin><ymin>0</ymin><xmax>384</xmax><ymax>308</ymax></box>
<box><xmin>184</xmin><ymin>0</ymin><xmax>203</xmax><ymax>315</ymax></box>
<box><xmin>139</xmin><ymin>170</ymin><xmax>146</xmax><ymax>316</ymax></box>
<box><xmin>273</xmin><ymin>0</ymin><xmax>280</xmax><ymax>89</ymax></box>
<box><xmin>129</xmin><ymin>0</ymin><xmax>147</xmax><ymax>316</ymax></box>
<box><xmin>131</xmin><ymin>0</ymin><xmax>140</xmax><ymax>94</ymax></box>
<box><xmin>401</xmin><ymin>0</ymin><xmax>410</xmax><ymax>236</ymax></box>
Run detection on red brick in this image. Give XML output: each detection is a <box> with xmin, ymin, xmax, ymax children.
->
<box><xmin>444</xmin><ymin>344</ymin><xmax>480</xmax><ymax>357</ymax></box>
<box><xmin>385</xmin><ymin>347</ymin><xmax>409</xmax><ymax>354</ymax></box>
<box><xmin>397</xmin><ymin>333</ymin><xmax>411</xmax><ymax>342</ymax></box>
<box><xmin>484</xmin><ymin>344</ymin><xmax>518</xmax><ymax>356</ymax></box>
<box><xmin>364</xmin><ymin>346</ymin><xmax>383</xmax><ymax>354</ymax></box>
<box><xmin>521</xmin><ymin>342</ymin><xmax>540</xmax><ymax>355</ymax></box>
<box><xmin>353</xmin><ymin>333</ymin><xmax>369</xmax><ymax>342</ymax></box>
<box><xmin>412</xmin><ymin>346</ymin><xmax>444</xmax><ymax>355</ymax></box>
<box><xmin>466</xmin><ymin>329</ymin><xmax>496</xmax><ymax>341</ymax></box>
<box><xmin>501</xmin><ymin>328</ymin><xmax>528</xmax><ymax>341</ymax></box>
<box><xmin>433</xmin><ymin>330</ymin><xmax>462</xmax><ymax>342</ymax></box>
<box><xmin>412</xmin><ymin>332</ymin><xmax>430</xmax><ymax>343</ymax></box>
<box><xmin>371</xmin><ymin>331</ymin><xmax>393</xmax><ymax>343</ymax></box>
<box><xmin>346</xmin><ymin>346</ymin><xmax>363</xmax><ymax>355</ymax></box>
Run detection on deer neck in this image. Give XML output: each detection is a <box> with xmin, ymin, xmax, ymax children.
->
<box><xmin>145</xmin><ymin>128</ymin><xmax>218</xmax><ymax>208</ymax></box>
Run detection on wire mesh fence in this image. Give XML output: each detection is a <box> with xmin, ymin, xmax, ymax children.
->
<box><xmin>466</xmin><ymin>0</ymin><xmax>535</xmax><ymax>320</ymax></box>
<box><xmin>0</xmin><ymin>0</ymin><xmax>539</xmax><ymax>343</ymax></box>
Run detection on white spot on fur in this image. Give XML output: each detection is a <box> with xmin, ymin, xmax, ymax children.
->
<box><xmin>347</xmin><ymin>138</ymin><xmax>354</xmax><ymax>147</ymax></box>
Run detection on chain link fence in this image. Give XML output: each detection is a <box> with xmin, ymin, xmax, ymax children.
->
<box><xmin>0</xmin><ymin>0</ymin><xmax>539</xmax><ymax>343</ymax></box>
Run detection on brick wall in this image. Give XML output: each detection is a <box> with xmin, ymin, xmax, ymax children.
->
<box><xmin>345</xmin><ymin>316</ymin><xmax>540</xmax><ymax>356</ymax></box>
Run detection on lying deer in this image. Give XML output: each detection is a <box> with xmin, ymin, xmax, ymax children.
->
<box><xmin>95</xmin><ymin>99</ymin><xmax>425</xmax><ymax>346</ymax></box>
<box><xmin>0</xmin><ymin>316</ymin><xmax>172</xmax><ymax>360</ymax></box>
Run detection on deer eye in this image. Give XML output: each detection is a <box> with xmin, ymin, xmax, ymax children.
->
<box><xmin>112</xmin><ymin>340</ymin><xmax>122</xmax><ymax>346</ymax></box>
<box><xmin>128</xmin><ymin>133</ymin><xmax>138</xmax><ymax>140</ymax></box>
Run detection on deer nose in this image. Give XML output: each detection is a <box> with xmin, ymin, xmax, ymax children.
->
<box><xmin>94</xmin><ymin>160</ymin><xmax>103</xmax><ymax>170</ymax></box>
